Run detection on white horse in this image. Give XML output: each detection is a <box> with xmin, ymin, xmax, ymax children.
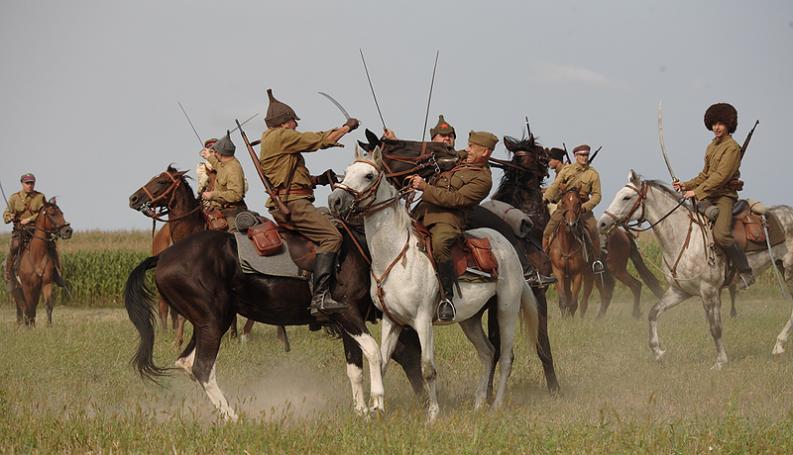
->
<box><xmin>599</xmin><ymin>170</ymin><xmax>793</xmax><ymax>367</ymax></box>
<box><xmin>329</xmin><ymin>150</ymin><xmax>539</xmax><ymax>422</ymax></box>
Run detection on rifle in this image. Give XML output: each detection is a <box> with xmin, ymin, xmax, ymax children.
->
<box><xmin>587</xmin><ymin>145</ymin><xmax>603</xmax><ymax>164</ymax></box>
<box><xmin>562</xmin><ymin>142</ymin><xmax>571</xmax><ymax>164</ymax></box>
<box><xmin>740</xmin><ymin>120</ymin><xmax>759</xmax><ymax>159</ymax></box>
<box><xmin>235</xmin><ymin>119</ymin><xmax>290</xmax><ymax>216</ymax></box>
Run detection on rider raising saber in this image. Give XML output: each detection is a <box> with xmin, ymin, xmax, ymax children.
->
<box><xmin>673</xmin><ymin>102</ymin><xmax>755</xmax><ymax>289</ymax></box>
<box><xmin>259</xmin><ymin>89</ymin><xmax>359</xmax><ymax>317</ymax></box>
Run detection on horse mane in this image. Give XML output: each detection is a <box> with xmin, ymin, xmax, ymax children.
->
<box><xmin>645</xmin><ymin>179</ymin><xmax>680</xmax><ymax>199</ymax></box>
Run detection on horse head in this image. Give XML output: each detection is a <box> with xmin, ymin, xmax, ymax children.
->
<box><xmin>329</xmin><ymin>146</ymin><xmax>398</xmax><ymax>219</ymax></box>
<box><xmin>502</xmin><ymin>135</ymin><xmax>550</xmax><ymax>179</ymax></box>
<box><xmin>358</xmin><ymin>128</ymin><xmax>456</xmax><ymax>185</ymax></box>
<box><xmin>559</xmin><ymin>189</ymin><xmax>584</xmax><ymax>232</ymax></box>
<box><xmin>39</xmin><ymin>197</ymin><xmax>72</xmax><ymax>239</ymax></box>
<box><xmin>128</xmin><ymin>166</ymin><xmax>190</xmax><ymax>214</ymax></box>
<box><xmin>598</xmin><ymin>169</ymin><xmax>646</xmax><ymax>234</ymax></box>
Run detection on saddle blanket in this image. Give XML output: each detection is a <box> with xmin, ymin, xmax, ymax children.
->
<box><xmin>234</xmin><ymin>232</ymin><xmax>305</xmax><ymax>279</ymax></box>
<box><xmin>480</xmin><ymin>200</ymin><xmax>533</xmax><ymax>238</ymax></box>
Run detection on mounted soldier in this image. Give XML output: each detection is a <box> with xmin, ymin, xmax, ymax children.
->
<box><xmin>406</xmin><ymin>131</ymin><xmax>497</xmax><ymax>321</ymax></box>
<box><xmin>672</xmin><ymin>102</ymin><xmax>754</xmax><ymax>289</ymax></box>
<box><xmin>547</xmin><ymin>147</ymin><xmax>567</xmax><ymax>178</ymax></box>
<box><xmin>259</xmin><ymin>88</ymin><xmax>359</xmax><ymax>316</ymax></box>
<box><xmin>199</xmin><ymin>132</ymin><xmax>248</xmax><ymax>231</ymax></box>
<box><xmin>542</xmin><ymin>144</ymin><xmax>604</xmax><ymax>269</ymax></box>
<box><xmin>3</xmin><ymin>173</ymin><xmax>64</xmax><ymax>286</ymax></box>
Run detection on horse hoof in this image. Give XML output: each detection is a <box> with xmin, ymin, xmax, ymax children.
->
<box><xmin>772</xmin><ymin>344</ymin><xmax>785</xmax><ymax>356</ymax></box>
<box><xmin>710</xmin><ymin>362</ymin><xmax>725</xmax><ymax>371</ymax></box>
<box><xmin>653</xmin><ymin>349</ymin><xmax>666</xmax><ymax>361</ymax></box>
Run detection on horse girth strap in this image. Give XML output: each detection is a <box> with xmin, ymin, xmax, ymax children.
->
<box><xmin>370</xmin><ymin>226</ymin><xmax>411</xmax><ymax>325</ymax></box>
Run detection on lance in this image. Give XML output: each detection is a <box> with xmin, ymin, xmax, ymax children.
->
<box><xmin>359</xmin><ymin>49</ymin><xmax>387</xmax><ymax>131</ymax></box>
<box><xmin>657</xmin><ymin>101</ymin><xmax>678</xmax><ymax>184</ymax></box>
<box><xmin>420</xmin><ymin>50</ymin><xmax>440</xmax><ymax>143</ymax></box>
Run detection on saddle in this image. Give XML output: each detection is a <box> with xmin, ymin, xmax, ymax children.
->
<box><xmin>242</xmin><ymin>215</ymin><xmax>318</xmax><ymax>271</ymax></box>
<box><xmin>729</xmin><ymin>199</ymin><xmax>784</xmax><ymax>252</ymax></box>
<box><xmin>413</xmin><ymin>222</ymin><xmax>499</xmax><ymax>279</ymax></box>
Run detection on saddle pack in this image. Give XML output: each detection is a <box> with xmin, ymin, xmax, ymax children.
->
<box><xmin>413</xmin><ymin>222</ymin><xmax>499</xmax><ymax>279</ymax></box>
<box><xmin>730</xmin><ymin>199</ymin><xmax>784</xmax><ymax>252</ymax></box>
<box><xmin>237</xmin><ymin>212</ymin><xmax>319</xmax><ymax>272</ymax></box>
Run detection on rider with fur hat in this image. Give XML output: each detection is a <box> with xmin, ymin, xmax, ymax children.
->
<box><xmin>199</xmin><ymin>132</ymin><xmax>248</xmax><ymax>231</ymax></box>
<box><xmin>259</xmin><ymin>88</ymin><xmax>359</xmax><ymax>316</ymax></box>
<box><xmin>673</xmin><ymin>102</ymin><xmax>754</xmax><ymax>288</ymax></box>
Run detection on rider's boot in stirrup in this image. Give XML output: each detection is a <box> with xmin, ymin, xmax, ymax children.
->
<box><xmin>724</xmin><ymin>244</ymin><xmax>755</xmax><ymax>290</ymax></box>
<box><xmin>310</xmin><ymin>252</ymin><xmax>347</xmax><ymax>317</ymax></box>
<box><xmin>525</xmin><ymin>266</ymin><xmax>556</xmax><ymax>287</ymax></box>
<box><xmin>437</xmin><ymin>260</ymin><xmax>457</xmax><ymax>322</ymax></box>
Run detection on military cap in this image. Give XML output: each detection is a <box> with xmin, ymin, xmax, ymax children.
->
<box><xmin>211</xmin><ymin>131</ymin><xmax>236</xmax><ymax>156</ymax></box>
<box><xmin>548</xmin><ymin>147</ymin><xmax>566</xmax><ymax>161</ymax></box>
<box><xmin>468</xmin><ymin>131</ymin><xmax>499</xmax><ymax>150</ymax></box>
<box><xmin>572</xmin><ymin>144</ymin><xmax>591</xmax><ymax>155</ymax></box>
<box><xmin>429</xmin><ymin>114</ymin><xmax>456</xmax><ymax>138</ymax></box>
<box><xmin>204</xmin><ymin>138</ymin><xmax>218</xmax><ymax>148</ymax></box>
<box><xmin>704</xmin><ymin>103</ymin><xmax>737</xmax><ymax>134</ymax></box>
<box><xmin>20</xmin><ymin>173</ymin><xmax>36</xmax><ymax>183</ymax></box>
<box><xmin>265</xmin><ymin>88</ymin><xmax>300</xmax><ymax>128</ymax></box>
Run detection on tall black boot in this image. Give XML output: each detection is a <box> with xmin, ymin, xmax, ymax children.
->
<box><xmin>437</xmin><ymin>260</ymin><xmax>457</xmax><ymax>322</ymax></box>
<box><xmin>724</xmin><ymin>244</ymin><xmax>755</xmax><ymax>289</ymax></box>
<box><xmin>310</xmin><ymin>252</ymin><xmax>347</xmax><ymax>317</ymax></box>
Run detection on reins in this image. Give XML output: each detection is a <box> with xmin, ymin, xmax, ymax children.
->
<box><xmin>137</xmin><ymin>170</ymin><xmax>202</xmax><ymax>224</ymax></box>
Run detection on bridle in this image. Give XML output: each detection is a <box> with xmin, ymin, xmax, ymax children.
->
<box><xmin>602</xmin><ymin>181</ymin><xmax>687</xmax><ymax>233</ymax></box>
<box><xmin>379</xmin><ymin>142</ymin><xmax>441</xmax><ymax>180</ymax></box>
<box><xmin>333</xmin><ymin>159</ymin><xmax>414</xmax><ymax>218</ymax></box>
<box><xmin>558</xmin><ymin>190</ymin><xmax>584</xmax><ymax>232</ymax></box>
<box><xmin>136</xmin><ymin>170</ymin><xmax>201</xmax><ymax>222</ymax></box>
<box><xmin>30</xmin><ymin>204</ymin><xmax>71</xmax><ymax>242</ymax></box>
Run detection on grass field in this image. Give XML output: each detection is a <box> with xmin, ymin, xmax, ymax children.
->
<box><xmin>2</xmin><ymin>296</ymin><xmax>793</xmax><ymax>453</ymax></box>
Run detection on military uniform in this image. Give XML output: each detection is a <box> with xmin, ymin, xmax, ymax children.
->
<box><xmin>3</xmin><ymin>176</ymin><xmax>46</xmax><ymax>282</ymax></box>
<box><xmin>259</xmin><ymin>88</ymin><xmax>358</xmax><ymax>316</ymax></box>
<box><xmin>542</xmin><ymin>155</ymin><xmax>602</xmax><ymax>257</ymax></box>
<box><xmin>681</xmin><ymin>102</ymin><xmax>753</xmax><ymax>288</ymax></box>
<box><xmin>204</xmin><ymin>156</ymin><xmax>247</xmax><ymax>231</ymax></box>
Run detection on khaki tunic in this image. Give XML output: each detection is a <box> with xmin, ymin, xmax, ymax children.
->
<box><xmin>543</xmin><ymin>162</ymin><xmax>601</xmax><ymax>212</ymax></box>
<box><xmin>259</xmin><ymin>127</ymin><xmax>340</xmax><ymax>205</ymax></box>
<box><xmin>682</xmin><ymin>136</ymin><xmax>741</xmax><ymax>200</ymax></box>
<box><xmin>3</xmin><ymin>190</ymin><xmax>45</xmax><ymax>226</ymax></box>
<box><xmin>417</xmin><ymin>163</ymin><xmax>492</xmax><ymax>261</ymax></box>
<box><xmin>205</xmin><ymin>155</ymin><xmax>246</xmax><ymax>208</ymax></box>
<box><xmin>259</xmin><ymin>126</ymin><xmax>342</xmax><ymax>253</ymax></box>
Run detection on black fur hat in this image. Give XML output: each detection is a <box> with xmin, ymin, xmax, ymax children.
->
<box><xmin>704</xmin><ymin>103</ymin><xmax>737</xmax><ymax>133</ymax></box>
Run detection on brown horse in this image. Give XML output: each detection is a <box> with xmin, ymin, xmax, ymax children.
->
<box><xmin>549</xmin><ymin>190</ymin><xmax>607</xmax><ymax>317</ymax></box>
<box><xmin>9</xmin><ymin>198</ymin><xmax>72</xmax><ymax>326</ymax></box>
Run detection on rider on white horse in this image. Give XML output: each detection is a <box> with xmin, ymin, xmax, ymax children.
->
<box><xmin>672</xmin><ymin>102</ymin><xmax>755</xmax><ymax>289</ymax></box>
<box><xmin>405</xmin><ymin>131</ymin><xmax>498</xmax><ymax>321</ymax></box>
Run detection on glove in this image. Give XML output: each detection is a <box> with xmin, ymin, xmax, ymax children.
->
<box><xmin>311</xmin><ymin>169</ymin><xmax>339</xmax><ymax>187</ymax></box>
<box><xmin>344</xmin><ymin>118</ymin><xmax>360</xmax><ymax>131</ymax></box>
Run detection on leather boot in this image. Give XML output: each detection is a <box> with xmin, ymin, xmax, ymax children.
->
<box><xmin>436</xmin><ymin>260</ymin><xmax>457</xmax><ymax>322</ymax></box>
<box><xmin>724</xmin><ymin>244</ymin><xmax>755</xmax><ymax>289</ymax></box>
<box><xmin>5</xmin><ymin>237</ymin><xmax>19</xmax><ymax>283</ymax></box>
<box><xmin>310</xmin><ymin>252</ymin><xmax>347</xmax><ymax>317</ymax></box>
<box><xmin>49</xmin><ymin>244</ymin><xmax>67</xmax><ymax>288</ymax></box>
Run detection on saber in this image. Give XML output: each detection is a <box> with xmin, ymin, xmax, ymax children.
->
<box><xmin>657</xmin><ymin>101</ymin><xmax>678</xmax><ymax>183</ymax></box>
<box><xmin>420</xmin><ymin>50</ymin><xmax>440</xmax><ymax>143</ymax></box>
<box><xmin>359</xmin><ymin>49</ymin><xmax>387</xmax><ymax>130</ymax></box>
<box><xmin>317</xmin><ymin>91</ymin><xmax>351</xmax><ymax>120</ymax></box>
<box><xmin>229</xmin><ymin>112</ymin><xmax>259</xmax><ymax>134</ymax></box>
<box><xmin>0</xmin><ymin>178</ymin><xmax>8</xmax><ymax>207</ymax></box>
<box><xmin>177</xmin><ymin>101</ymin><xmax>204</xmax><ymax>147</ymax></box>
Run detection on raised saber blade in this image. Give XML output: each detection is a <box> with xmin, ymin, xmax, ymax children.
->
<box><xmin>420</xmin><ymin>50</ymin><xmax>439</xmax><ymax>143</ymax></box>
<box><xmin>360</xmin><ymin>49</ymin><xmax>387</xmax><ymax>130</ymax></box>
<box><xmin>657</xmin><ymin>101</ymin><xmax>678</xmax><ymax>182</ymax></box>
<box><xmin>317</xmin><ymin>91</ymin><xmax>351</xmax><ymax>120</ymax></box>
<box><xmin>229</xmin><ymin>112</ymin><xmax>259</xmax><ymax>134</ymax></box>
<box><xmin>177</xmin><ymin>101</ymin><xmax>204</xmax><ymax>147</ymax></box>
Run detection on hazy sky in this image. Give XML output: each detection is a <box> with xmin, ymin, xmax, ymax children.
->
<box><xmin>2</xmin><ymin>0</ymin><xmax>792</xmax><ymax>232</ymax></box>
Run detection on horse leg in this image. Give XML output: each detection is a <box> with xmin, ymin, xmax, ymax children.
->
<box><xmin>459</xmin><ymin>316</ymin><xmax>495</xmax><ymax>409</ymax></box>
<box><xmin>228</xmin><ymin>315</ymin><xmax>238</xmax><ymax>339</ymax></box>
<box><xmin>773</xmin><ymin>295</ymin><xmax>793</xmax><ymax>355</ymax></box>
<box><xmin>533</xmin><ymin>290</ymin><xmax>560</xmax><ymax>394</ymax></box>
<box><xmin>648</xmin><ymin>287</ymin><xmax>690</xmax><ymax>361</ymax></box>
<box><xmin>174</xmin><ymin>315</ymin><xmax>186</xmax><ymax>351</ymax></box>
<box><xmin>492</xmin><ymin>293</ymin><xmax>520</xmax><ymax>409</ymax></box>
<box><xmin>22</xmin><ymin>283</ymin><xmax>40</xmax><ymax>327</ymax></box>
<box><xmin>414</xmin><ymin>317</ymin><xmax>439</xmax><ymax>422</ymax></box>
<box><xmin>391</xmin><ymin>329</ymin><xmax>426</xmax><ymax>398</ymax></box>
<box><xmin>379</xmin><ymin>316</ymin><xmax>404</xmax><ymax>378</ymax></box>
<box><xmin>573</xmin><ymin>273</ymin><xmax>586</xmax><ymax>318</ymax></box>
<box><xmin>42</xmin><ymin>281</ymin><xmax>54</xmax><ymax>327</ymax></box>
<box><xmin>275</xmin><ymin>325</ymin><xmax>290</xmax><ymax>352</ymax></box>
<box><xmin>336</xmin><ymin>315</ymin><xmax>384</xmax><ymax>414</ymax></box>
<box><xmin>615</xmin><ymin>268</ymin><xmax>643</xmax><ymax>319</ymax></box>
<box><xmin>158</xmin><ymin>297</ymin><xmax>169</xmax><ymax>331</ymax></box>
<box><xmin>240</xmin><ymin>319</ymin><xmax>255</xmax><ymax>344</ymax></box>
<box><xmin>340</xmin><ymin>332</ymin><xmax>368</xmax><ymax>415</ymax></box>
<box><xmin>728</xmin><ymin>284</ymin><xmax>737</xmax><ymax>318</ymax></box>
<box><xmin>192</xmin><ymin>321</ymin><xmax>237</xmax><ymax>421</ymax></box>
<box><xmin>702</xmin><ymin>287</ymin><xmax>728</xmax><ymax>369</ymax></box>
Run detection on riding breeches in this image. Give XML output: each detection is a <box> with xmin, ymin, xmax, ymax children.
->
<box><xmin>543</xmin><ymin>209</ymin><xmax>600</xmax><ymax>258</ymax></box>
<box><xmin>710</xmin><ymin>196</ymin><xmax>737</xmax><ymax>248</ymax></box>
<box><xmin>269</xmin><ymin>198</ymin><xmax>342</xmax><ymax>254</ymax></box>
<box><xmin>429</xmin><ymin>222</ymin><xmax>463</xmax><ymax>262</ymax></box>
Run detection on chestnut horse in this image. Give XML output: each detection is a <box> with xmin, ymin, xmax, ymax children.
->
<box><xmin>9</xmin><ymin>198</ymin><xmax>72</xmax><ymax>326</ymax></box>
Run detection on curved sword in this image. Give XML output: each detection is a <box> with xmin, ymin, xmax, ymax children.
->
<box><xmin>657</xmin><ymin>101</ymin><xmax>678</xmax><ymax>183</ymax></box>
<box><xmin>318</xmin><ymin>91</ymin><xmax>351</xmax><ymax>121</ymax></box>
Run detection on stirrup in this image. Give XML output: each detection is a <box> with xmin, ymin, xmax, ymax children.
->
<box><xmin>525</xmin><ymin>271</ymin><xmax>556</xmax><ymax>288</ymax></box>
<box><xmin>592</xmin><ymin>259</ymin><xmax>605</xmax><ymax>274</ymax></box>
<box><xmin>436</xmin><ymin>298</ymin><xmax>456</xmax><ymax>322</ymax></box>
<box><xmin>737</xmin><ymin>272</ymin><xmax>755</xmax><ymax>290</ymax></box>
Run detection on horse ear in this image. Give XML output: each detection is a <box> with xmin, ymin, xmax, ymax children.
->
<box><xmin>48</xmin><ymin>196</ymin><xmax>57</xmax><ymax>205</ymax></box>
<box><xmin>354</xmin><ymin>144</ymin><xmax>363</xmax><ymax>160</ymax></box>
<box><xmin>372</xmin><ymin>145</ymin><xmax>383</xmax><ymax>167</ymax></box>
<box><xmin>628</xmin><ymin>169</ymin><xmax>640</xmax><ymax>185</ymax></box>
<box><xmin>365</xmin><ymin>129</ymin><xmax>381</xmax><ymax>147</ymax></box>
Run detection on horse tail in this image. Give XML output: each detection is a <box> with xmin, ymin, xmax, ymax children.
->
<box><xmin>627</xmin><ymin>235</ymin><xmax>665</xmax><ymax>299</ymax></box>
<box><xmin>519</xmin><ymin>283</ymin><xmax>539</xmax><ymax>349</ymax></box>
<box><xmin>124</xmin><ymin>255</ymin><xmax>168</xmax><ymax>381</ymax></box>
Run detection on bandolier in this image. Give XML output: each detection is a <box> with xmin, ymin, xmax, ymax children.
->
<box><xmin>542</xmin><ymin>144</ymin><xmax>603</xmax><ymax>264</ymax></box>
<box><xmin>202</xmin><ymin>132</ymin><xmax>248</xmax><ymax>231</ymax></box>
<box><xmin>410</xmin><ymin>131</ymin><xmax>496</xmax><ymax>321</ymax></box>
<box><xmin>259</xmin><ymin>88</ymin><xmax>358</xmax><ymax>316</ymax></box>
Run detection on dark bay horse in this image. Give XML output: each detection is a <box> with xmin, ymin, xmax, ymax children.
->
<box><xmin>491</xmin><ymin>136</ymin><xmax>664</xmax><ymax>319</ymax></box>
<box><xmin>357</xmin><ymin>130</ymin><xmax>560</xmax><ymax>394</ymax></box>
<box><xmin>9</xmin><ymin>199</ymin><xmax>72</xmax><ymax>326</ymax></box>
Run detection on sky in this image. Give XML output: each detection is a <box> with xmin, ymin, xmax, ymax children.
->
<box><xmin>2</xmin><ymin>0</ymin><xmax>792</xmax><ymax>232</ymax></box>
